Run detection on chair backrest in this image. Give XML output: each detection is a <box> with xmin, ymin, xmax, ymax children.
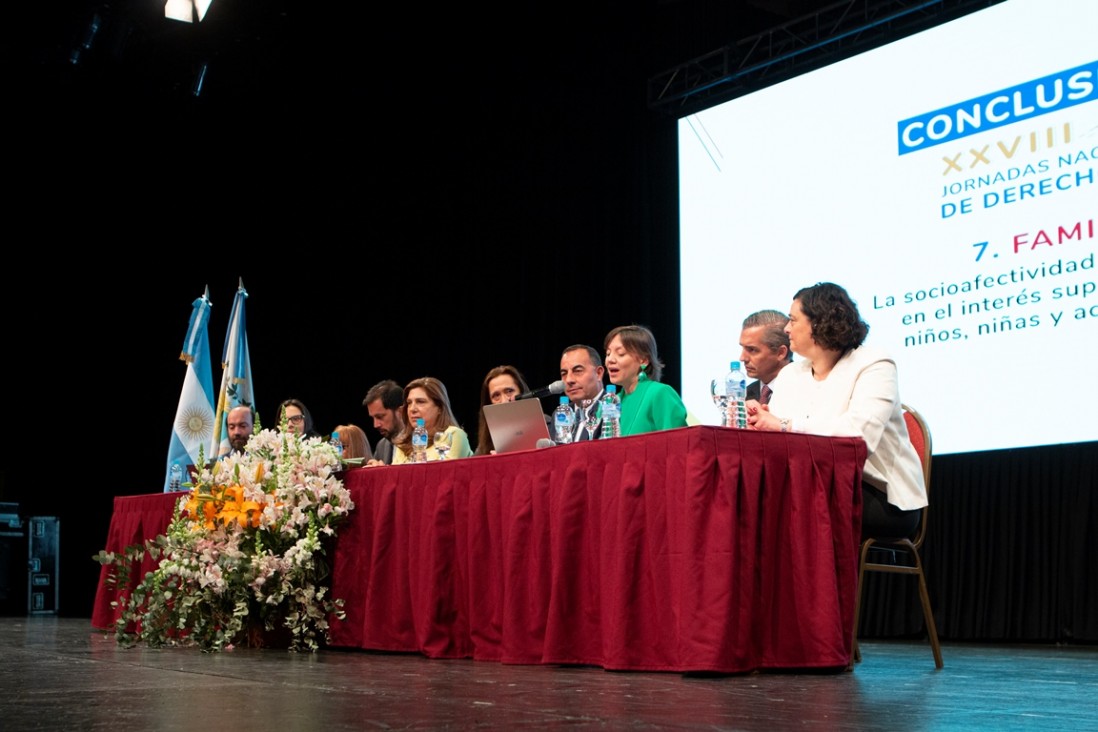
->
<box><xmin>901</xmin><ymin>403</ymin><xmax>932</xmax><ymax>549</ymax></box>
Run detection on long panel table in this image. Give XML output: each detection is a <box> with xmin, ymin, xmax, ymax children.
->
<box><xmin>92</xmin><ymin>426</ymin><xmax>865</xmax><ymax>673</ymax></box>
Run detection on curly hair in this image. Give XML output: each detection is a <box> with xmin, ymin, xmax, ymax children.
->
<box><xmin>793</xmin><ymin>282</ymin><xmax>869</xmax><ymax>353</ymax></box>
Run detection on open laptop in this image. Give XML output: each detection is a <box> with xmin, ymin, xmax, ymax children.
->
<box><xmin>483</xmin><ymin>398</ymin><xmax>553</xmax><ymax>453</ymax></box>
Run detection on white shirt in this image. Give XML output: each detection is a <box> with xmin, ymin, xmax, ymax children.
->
<box><xmin>769</xmin><ymin>346</ymin><xmax>928</xmax><ymax>511</ymax></box>
<box><xmin>571</xmin><ymin>387</ymin><xmax>606</xmax><ymax>442</ymax></box>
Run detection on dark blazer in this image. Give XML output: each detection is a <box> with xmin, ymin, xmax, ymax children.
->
<box><xmin>374</xmin><ymin>438</ymin><xmax>395</xmax><ymax>465</ymax></box>
<box><xmin>746</xmin><ymin>380</ymin><xmax>761</xmax><ymax>402</ymax></box>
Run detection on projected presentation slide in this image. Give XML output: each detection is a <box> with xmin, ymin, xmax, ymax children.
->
<box><xmin>679</xmin><ymin>0</ymin><xmax>1096</xmax><ymax>454</ymax></box>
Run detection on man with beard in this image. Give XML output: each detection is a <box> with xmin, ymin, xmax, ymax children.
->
<box><xmin>226</xmin><ymin>405</ymin><xmax>255</xmax><ymax>455</ymax></box>
<box><xmin>363</xmin><ymin>379</ymin><xmax>406</xmax><ymax>465</ymax></box>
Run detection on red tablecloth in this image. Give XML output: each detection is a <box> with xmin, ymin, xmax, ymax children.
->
<box><xmin>92</xmin><ymin>426</ymin><xmax>864</xmax><ymax>672</ymax></box>
<box><xmin>91</xmin><ymin>492</ymin><xmax>183</xmax><ymax>631</ymax></box>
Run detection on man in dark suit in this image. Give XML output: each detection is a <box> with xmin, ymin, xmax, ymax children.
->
<box><xmin>560</xmin><ymin>344</ymin><xmax>606</xmax><ymax>441</ymax></box>
<box><xmin>363</xmin><ymin>380</ymin><xmax>406</xmax><ymax>465</ymax></box>
<box><xmin>740</xmin><ymin>310</ymin><xmax>792</xmax><ymax>406</ymax></box>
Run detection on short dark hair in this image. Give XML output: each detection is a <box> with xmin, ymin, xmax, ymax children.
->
<box><xmin>742</xmin><ymin>309</ymin><xmax>791</xmax><ymax>361</ymax></box>
<box><xmin>364</xmin><ymin>379</ymin><xmax>404</xmax><ymax>410</ymax></box>
<box><xmin>561</xmin><ymin>344</ymin><xmax>602</xmax><ymax>369</ymax></box>
<box><xmin>793</xmin><ymin>282</ymin><xmax>869</xmax><ymax>353</ymax></box>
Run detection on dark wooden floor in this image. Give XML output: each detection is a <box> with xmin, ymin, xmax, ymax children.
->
<box><xmin>1</xmin><ymin>617</ymin><xmax>1096</xmax><ymax>730</ymax></box>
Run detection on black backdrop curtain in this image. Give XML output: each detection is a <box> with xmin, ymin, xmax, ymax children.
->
<box><xmin>858</xmin><ymin>441</ymin><xmax>1098</xmax><ymax>642</ymax></box>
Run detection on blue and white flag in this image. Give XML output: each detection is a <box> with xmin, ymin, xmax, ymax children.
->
<box><xmin>163</xmin><ymin>288</ymin><xmax>216</xmax><ymax>491</ymax></box>
<box><xmin>213</xmin><ymin>278</ymin><xmax>255</xmax><ymax>458</ymax></box>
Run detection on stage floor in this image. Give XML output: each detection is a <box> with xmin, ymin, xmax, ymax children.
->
<box><xmin>1</xmin><ymin>617</ymin><xmax>1095</xmax><ymax>730</ymax></box>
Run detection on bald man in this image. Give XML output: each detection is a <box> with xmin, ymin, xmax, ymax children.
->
<box><xmin>227</xmin><ymin>405</ymin><xmax>255</xmax><ymax>454</ymax></box>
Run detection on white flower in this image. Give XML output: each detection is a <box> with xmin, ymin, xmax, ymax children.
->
<box><xmin>100</xmin><ymin>428</ymin><xmax>354</xmax><ymax>652</ymax></box>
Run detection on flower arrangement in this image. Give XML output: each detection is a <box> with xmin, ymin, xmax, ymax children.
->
<box><xmin>96</xmin><ymin>428</ymin><xmax>355</xmax><ymax>652</ymax></box>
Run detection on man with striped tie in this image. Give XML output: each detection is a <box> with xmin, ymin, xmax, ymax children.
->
<box><xmin>740</xmin><ymin>310</ymin><xmax>792</xmax><ymax>405</ymax></box>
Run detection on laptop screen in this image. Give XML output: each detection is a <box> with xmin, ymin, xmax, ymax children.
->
<box><xmin>482</xmin><ymin>399</ymin><xmax>552</xmax><ymax>454</ymax></box>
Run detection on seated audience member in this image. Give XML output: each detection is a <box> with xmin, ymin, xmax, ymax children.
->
<box><xmin>363</xmin><ymin>379</ymin><xmax>405</xmax><ymax>465</ymax></box>
<box><xmin>739</xmin><ymin>309</ymin><xmax>792</xmax><ymax>404</ymax></box>
<box><xmin>603</xmin><ymin>325</ymin><xmax>689</xmax><ymax>436</ymax></box>
<box><xmin>226</xmin><ymin>405</ymin><xmax>256</xmax><ymax>455</ymax></box>
<box><xmin>333</xmin><ymin>424</ymin><xmax>373</xmax><ymax>461</ymax></box>
<box><xmin>391</xmin><ymin>377</ymin><xmax>473</xmax><ymax>464</ymax></box>
<box><xmin>559</xmin><ymin>344</ymin><xmax>605</xmax><ymax>441</ymax></box>
<box><xmin>279</xmin><ymin>399</ymin><xmax>318</xmax><ymax>438</ymax></box>
<box><xmin>475</xmin><ymin>365</ymin><xmax>550</xmax><ymax>455</ymax></box>
<box><xmin>746</xmin><ymin>282</ymin><xmax>927</xmax><ymax>540</ymax></box>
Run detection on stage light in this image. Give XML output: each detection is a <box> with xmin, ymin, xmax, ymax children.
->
<box><xmin>165</xmin><ymin>0</ymin><xmax>212</xmax><ymax>23</ymax></box>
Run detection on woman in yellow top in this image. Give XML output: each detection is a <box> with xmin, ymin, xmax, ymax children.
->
<box><xmin>390</xmin><ymin>377</ymin><xmax>473</xmax><ymax>464</ymax></box>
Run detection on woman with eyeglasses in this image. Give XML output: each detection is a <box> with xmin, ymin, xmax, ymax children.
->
<box><xmin>278</xmin><ymin>398</ymin><xmax>319</xmax><ymax>439</ymax></box>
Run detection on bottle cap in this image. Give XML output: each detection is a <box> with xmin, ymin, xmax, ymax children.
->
<box><xmin>607</xmin><ymin>384</ymin><xmax>617</xmax><ymax>394</ymax></box>
<box><xmin>730</xmin><ymin>360</ymin><xmax>740</xmax><ymax>370</ymax></box>
<box><xmin>331</xmin><ymin>431</ymin><xmax>340</xmax><ymax>439</ymax></box>
<box><xmin>559</xmin><ymin>396</ymin><xmax>569</xmax><ymax>405</ymax></box>
<box><xmin>417</xmin><ymin>418</ymin><xmax>425</xmax><ymax>427</ymax></box>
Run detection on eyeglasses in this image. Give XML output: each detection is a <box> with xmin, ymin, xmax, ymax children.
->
<box><xmin>286</xmin><ymin>415</ymin><xmax>305</xmax><ymax>423</ymax></box>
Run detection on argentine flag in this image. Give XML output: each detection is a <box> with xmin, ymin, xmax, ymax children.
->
<box><xmin>163</xmin><ymin>288</ymin><xmax>216</xmax><ymax>491</ymax></box>
<box><xmin>213</xmin><ymin>278</ymin><xmax>256</xmax><ymax>458</ymax></box>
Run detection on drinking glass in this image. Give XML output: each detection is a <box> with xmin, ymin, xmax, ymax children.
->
<box><xmin>711</xmin><ymin>379</ymin><xmax>730</xmax><ymax>427</ymax></box>
<box><xmin>581</xmin><ymin>398</ymin><xmax>601</xmax><ymax>438</ymax></box>
<box><xmin>433</xmin><ymin>431</ymin><xmax>452</xmax><ymax>461</ymax></box>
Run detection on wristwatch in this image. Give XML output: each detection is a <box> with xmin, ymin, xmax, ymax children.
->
<box><xmin>779</xmin><ymin>418</ymin><xmax>790</xmax><ymax>433</ymax></box>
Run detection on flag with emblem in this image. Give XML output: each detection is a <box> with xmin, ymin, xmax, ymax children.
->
<box><xmin>163</xmin><ymin>287</ymin><xmax>216</xmax><ymax>491</ymax></box>
<box><xmin>212</xmin><ymin>278</ymin><xmax>256</xmax><ymax>458</ymax></box>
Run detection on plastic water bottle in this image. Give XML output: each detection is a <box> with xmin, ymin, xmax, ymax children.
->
<box><xmin>725</xmin><ymin>361</ymin><xmax>748</xmax><ymax>429</ymax></box>
<box><xmin>330</xmin><ymin>431</ymin><xmax>343</xmax><ymax>460</ymax></box>
<box><xmin>599</xmin><ymin>384</ymin><xmax>622</xmax><ymax>439</ymax></box>
<box><xmin>412</xmin><ymin>419</ymin><xmax>429</xmax><ymax>463</ymax></box>
<box><xmin>553</xmin><ymin>396</ymin><xmax>575</xmax><ymax>444</ymax></box>
<box><xmin>169</xmin><ymin>462</ymin><xmax>183</xmax><ymax>492</ymax></box>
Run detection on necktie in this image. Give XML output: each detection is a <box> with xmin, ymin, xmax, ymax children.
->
<box><xmin>760</xmin><ymin>384</ymin><xmax>773</xmax><ymax>405</ymax></box>
<box><xmin>577</xmin><ymin>405</ymin><xmax>593</xmax><ymax>441</ymax></box>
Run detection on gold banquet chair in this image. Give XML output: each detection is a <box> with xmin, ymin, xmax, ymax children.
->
<box><xmin>851</xmin><ymin>403</ymin><xmax>943</xmax><ymax>669</ymax></box>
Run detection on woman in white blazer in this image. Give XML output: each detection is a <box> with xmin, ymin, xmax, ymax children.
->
<box><xmin>746</xmin><ymin>282</ymin><xmax>927</xmax><ymax>540</ymax></box>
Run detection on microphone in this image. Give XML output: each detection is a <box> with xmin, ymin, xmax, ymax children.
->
<box><xmin>517</xmin><ymin>380</ymin><xmax>565</xmax><ymax>400</ymax></box>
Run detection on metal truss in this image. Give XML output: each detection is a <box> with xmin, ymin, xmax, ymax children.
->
<box><xmin>647</xmin><ymin>0</ymin><xmax>1006</xmax><ymax>116</ymax></box>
